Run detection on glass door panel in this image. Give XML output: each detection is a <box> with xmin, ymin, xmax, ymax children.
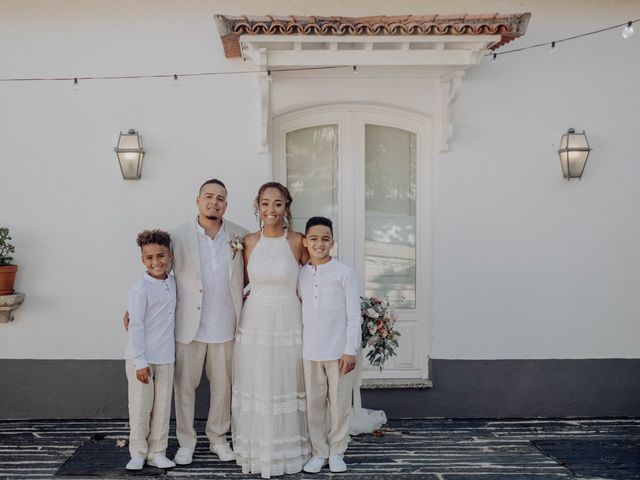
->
<box><xmin>286</xmin><ymin>125</ymin><xmax>339</xmax><ymax>255</ymax></box>
<box><xmin>364</xmin><ymin>124</ymin><xmax>417</xmax><ymax>309</ymax></box>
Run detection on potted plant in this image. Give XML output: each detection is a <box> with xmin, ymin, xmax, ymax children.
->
<box><xmin>0</xmin><ymin>227</ymin><xmax>17</xmax><ymax>295</ymax></box>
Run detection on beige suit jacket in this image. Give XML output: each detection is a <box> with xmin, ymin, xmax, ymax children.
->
<box><xmin>170</xmin><ymin>218</ymin><xmax>248</xmax><ymax>344</ymax></box>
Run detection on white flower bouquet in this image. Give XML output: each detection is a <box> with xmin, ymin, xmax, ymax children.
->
<box><xmin>360</xmin><ymin>296</ymin><xmax>400</xmax><ymax>371</ymax></box>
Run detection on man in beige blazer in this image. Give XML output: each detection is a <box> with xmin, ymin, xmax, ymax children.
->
<box><xmin>170</xmin><ymin>179</ymin><xmax>248</xmax><ymax>465</ymax></box>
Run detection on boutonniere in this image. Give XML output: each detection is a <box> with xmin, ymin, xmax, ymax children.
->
<box><xmin>228</xmin><ymin>235</ymin><xmax>245</xmax><ymax>259</ymax></box>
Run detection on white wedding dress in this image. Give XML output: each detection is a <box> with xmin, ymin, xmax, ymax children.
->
<box><xmin>232</xmin><ymin>233</ymin><xmax>310</xmax><ymax>478</ymax></box>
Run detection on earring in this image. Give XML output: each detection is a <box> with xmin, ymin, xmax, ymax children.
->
<box><xmin>254</xmin><ymin>207</ymin><xmax>262</xmax><ymax>229</ymax></box>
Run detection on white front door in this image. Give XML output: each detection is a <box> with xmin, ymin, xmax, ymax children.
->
<box><xmin>274</xmin><ymin>105</ymin><xmax>433</xmax><ymax>379</ymax></box>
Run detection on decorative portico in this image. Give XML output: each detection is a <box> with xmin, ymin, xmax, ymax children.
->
<box><xmin>215</xmin><ymin>13</ymin><xmax>530</xmax><ymax>152</ymax></box>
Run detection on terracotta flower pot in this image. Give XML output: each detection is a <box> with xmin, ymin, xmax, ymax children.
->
<box><xmin>0</xmin><ymin>265</ymin><xmax>18</xmax><ymax>295</ymax></box>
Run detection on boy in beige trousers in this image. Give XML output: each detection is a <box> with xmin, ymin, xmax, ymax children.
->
<box><xmin>298</xmin><ymin>217</ymin><xmax>361</xmax><ymax>474</ymax></box>
<box><xmin>124</xmin><ymin>230</ymin><xmax>176</xmax><ymax>471</ymax></box>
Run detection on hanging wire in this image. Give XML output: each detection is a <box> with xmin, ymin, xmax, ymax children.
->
<box><xmin>489</xmin><ymin>18</ymin><xmax>639</xmax><ymax>58</ymax></box>
<box><xmin>0</xmin><ymin>65</ymin><xmax>348</xmax><ymax>83</ymax></box>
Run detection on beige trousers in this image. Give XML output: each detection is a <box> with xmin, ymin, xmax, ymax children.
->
<box><xmin>303</xmin><ymin>359</ymin><xmax>353</xmax><ymax>458</ymax></box>
<box><xmin>126</xmin><ymin>361</ymin><xmax>174</xmax><ymax>459</ymax></box>
<box><xmin>174</xmin><ymin>339</ymin><xmax>234</xmax><ymax>449</ymax></box>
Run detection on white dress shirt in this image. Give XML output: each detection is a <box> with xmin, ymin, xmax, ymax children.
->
<box><xmin>125</xmin><ymin>273</ymin><xmax>176</xmax><ymax>369</ymax></box>
<box><xmin>298</xmin><ymin>258</ymin><xmax>361</xmax><ymax>361</ymax></box>
<box><xmin>194</xmin><ymin>221</ymin><xmax>236</xmax><ymax>343</ymax></box>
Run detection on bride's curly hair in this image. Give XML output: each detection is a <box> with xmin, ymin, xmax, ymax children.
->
<box><xmin>254</xmin><ymin>181</ymin><xmax>293</xmax><ymax>229</ymax></box>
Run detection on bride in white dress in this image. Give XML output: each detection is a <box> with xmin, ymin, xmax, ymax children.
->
<box><xmin>232</xmin><ymin>182</ymin><xmax>310</xmax><ymax>478</ymax></box>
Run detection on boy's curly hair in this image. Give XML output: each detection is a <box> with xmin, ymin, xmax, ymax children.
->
<box><xmin>136</xmin><ymin>229</ymin><xmax>171</xmax><ymax>249</ymax></box>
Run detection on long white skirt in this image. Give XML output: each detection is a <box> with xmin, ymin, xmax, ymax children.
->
<box><xmin>231</xmin><ymin>296</ymin><xmax>310</xmax><ymax>478</ymax></box>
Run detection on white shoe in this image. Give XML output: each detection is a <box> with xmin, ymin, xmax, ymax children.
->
<box><xmin>174</xmin><ymin>447</ymin><xmax>194</xmax><ymax>465</ymax></box>
<box><xmin>303</xmin><ymin>456</ymin><xmax>326</xmax><ymax>473</ymax></box>
<box><xmin>211</xmin><ymin>442</ymin><xmax>236</xmax><ymax>461</ymax></box>
<box><xmin>329</xmin><ymin>454</ymin><xmax>347</xmax><ymax>473</ymax></box>
<box><xmin>146</xmin><ymin>454</ymin><xmax>176</xmax><ymax>469</ymax></box>
<box><xmin>125</xmin><ymin>455</ymin><xmax>144</xmax><ymax>470</ymax></box>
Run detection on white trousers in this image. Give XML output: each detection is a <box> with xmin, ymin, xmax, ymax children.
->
<box><xmin>126</xmin><ymin>361</ymin><xmax>174</xmax><ymax>459</ymax></box>
<box><xmin>303</xmin><ymin>359</ymin><xmax>353</xmax><ymax>458</ymax></box>
<box><xmin>174</xmin><ymin>339</ymin><xmax>234</xmax><ymax>449</ymax></box>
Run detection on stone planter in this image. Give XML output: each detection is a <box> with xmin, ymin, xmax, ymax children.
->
<box><xmin>0</xmin><ymin>292</ymin><xmax>25</xmax><ymax>323</ymax></box>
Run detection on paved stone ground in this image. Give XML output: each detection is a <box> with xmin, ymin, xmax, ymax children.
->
<box><xmin>0</xmin><ymin>418</ymin><xmax>638</xmax><ymax>479</ymax></box>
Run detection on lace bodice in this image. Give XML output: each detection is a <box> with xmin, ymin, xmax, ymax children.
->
<box><xmin>247</xmin><ymin>233</ymin><xmax>300</xmax><ymax>304</ymax></box>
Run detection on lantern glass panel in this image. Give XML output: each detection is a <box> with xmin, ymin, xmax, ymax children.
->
<box><xmin>559</xmin><ymin>152</ymin><xmax>569</xmax><ymax>177</ymax></box>
<box><xmin>567</xmin><ymin>151</ymin><xmax>588</xmax><ymax>177</ymax></box>
<box><xmin>117</xmin><ymin>152</ymin><xmax>143</xmax><ymax>179</ymax></box>
<box><xmin>567</xmin><ymin>133</ymin><xmax>588</xmax><ymax>149</ymax></box>
<box><xmin>559</xmin><ymin>133</ymin><xmax>568</xmax><ymax>150</ymax></box>
<box><xmin>117</xmin><ymin>133</ymin><xmax>142</xmax><ymax>150</ymax></box>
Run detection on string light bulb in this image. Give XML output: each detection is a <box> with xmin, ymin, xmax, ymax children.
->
<box><xmin>622</xmin><ymin>21</ymin><xmax>634</xmax><ymax>38</ymax></box>
<box><xmin>491</xmin><ymin>53</ymin><xmax>498</xmax><ymax>63</ymax></box>
<box><xmin>352</xmin><ymin>65</ymin><xmax>358</xmax><ymax>75</ymax></box>
<box><xmin>173</xmin><ymin>74</ymin><xmax>179</xmax><ymax>86</ymax></box>
<box><xmin>550</xmin><ymin>41</ymin><xmax>557</xmax><ymax>53</ymax></box>
<box><xmin>72</xmin><ymin>78</ymin><xmax>79</xmax><ymax>92</ymax></box>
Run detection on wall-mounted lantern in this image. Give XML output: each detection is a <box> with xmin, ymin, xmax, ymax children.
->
<box><xmin>115</xmin><ymin>129</ymin><xmax>145</xmax><ymax>180</ymax></box>
<box><xmin>558</xmin><ymin>128</ymin><xmax>591</xmax><ymax>180</ymax></box>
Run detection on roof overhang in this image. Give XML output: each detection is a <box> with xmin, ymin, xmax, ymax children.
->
<box><xmin>215</xmin><ymin>14</ymin><xmax>531</xmax><ymax>68</ymax></box>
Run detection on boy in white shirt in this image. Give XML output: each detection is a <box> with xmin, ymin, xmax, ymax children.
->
<box><xmin>299</xmin><ymin>217</ymin><xmax>361</xmax><ymax>474</ymax></box>
<box><xmin>124</xmin><ymin>230</ymin><xmax>177</xmax><ymax>471</ymax></box>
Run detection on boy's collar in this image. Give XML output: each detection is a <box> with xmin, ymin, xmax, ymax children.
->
<box><xmin>144</xmin><ymin>272</ymin><xmax>169</xmax><ymax>284</ymax></box>
<box><xmin>307</xmin><ymin>257</ymin><xmax>335</xmax><ymax>270</ymax></box>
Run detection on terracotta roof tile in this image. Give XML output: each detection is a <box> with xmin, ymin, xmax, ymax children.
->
<box><xmin>215</xmin><ymin>13</ymin><xmax>530</xmax><ymax>58</ymax></box>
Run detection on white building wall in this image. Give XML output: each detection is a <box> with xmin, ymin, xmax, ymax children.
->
<box><xmin>1</xmin><ymin>0</ymin><xmax>639</xmax><ymax>361</ymax></box>
<box><xmin>432</xmin><ymin>4</ymin><xmax>640</xmax><ymax>359</ymax></box>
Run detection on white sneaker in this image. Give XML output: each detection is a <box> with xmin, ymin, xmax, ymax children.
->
<box><xmin>303</xmin><ymin>456</ymin><xmax>326</xmax><ymax>473</ymax></box>
<box><xmin>174</xmin><ymin>447</ymin><xmax>194</xmax><ymax>465</ymax></box>
<box><xmin>146</xmin><ymin>454</ymin><xmax>176</xmax><ymax>469</ymax></box>
<box><xmin>211</xmin><ymin>442</ymin><xmax>236</xmax><ymax>461</ymax></box>
<box><xmin>329</xmin><ymin>454</ymin><xmax>347</xmax><ymax>473</ymax></box>
<box><xmin>125</xmin><ymin>455</ymin><xmax>144</xmax><ymax>470</ymax></box>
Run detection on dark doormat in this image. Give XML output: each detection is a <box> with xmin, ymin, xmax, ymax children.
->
<box><xmin>55</xmin><ymin>435</ymin><xmax>166</xmax><ymax>478</ymax></box>
<box><xmin>533</xmin><ymin>438</ymin><xmax>640</xmax><ymax>479</ymax></box>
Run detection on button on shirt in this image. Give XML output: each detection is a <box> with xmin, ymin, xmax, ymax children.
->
<box><xmin>298</xmin><ymin>258</ymin><xmax>361</xmax><ymax>361</ymax></box>
<box><xmin>125</xmin><ymin>273</ymin><xmax>176</xmax><ymax>369</ymax></box>
<box><xmin>194</xmin><ymin>221</ymin><xmax>236</xmax><ymax>343</ymax></box>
